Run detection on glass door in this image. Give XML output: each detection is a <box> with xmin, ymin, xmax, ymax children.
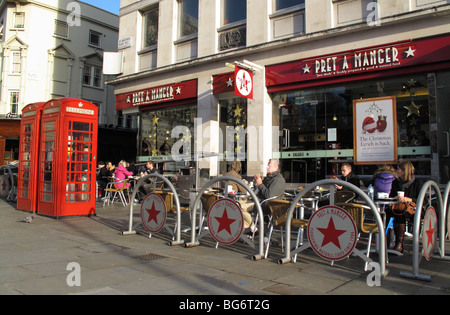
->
<box><xmin>66</xmin><ymin>121</ymin><xmax>94</xmax><ymax>203</ymax></box>
<box><xmin>40</xmin><ymin>119</ymin><xmax>57</xmax><ymax>206</ymax></box>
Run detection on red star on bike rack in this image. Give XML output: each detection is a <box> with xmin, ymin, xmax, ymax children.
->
<box><xmin>146</xmin><ymin>202</ymin><xmax>161</xmax><ymax>224</ymax></box>
<box><xmin>214</xmin><ymin>208</ymin><xmax>236</xmax><ymax>235</ymax></box>
<box><xmin>316</xmin><ymin>217</ymin><xmax>347</xmax><ymax>249</ymax></box>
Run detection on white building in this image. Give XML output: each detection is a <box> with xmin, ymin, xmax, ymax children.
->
<box><xmin>0</xmin><ymin>0</ymin><xmax>119</xmax><ymax>126</ymax></box>
<box><xmin>109</xmin><ymin>0</ymin><xmax>450</xmax><ymax>184</ymax></box>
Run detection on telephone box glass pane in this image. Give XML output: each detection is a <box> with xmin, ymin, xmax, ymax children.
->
<box><xmin>41</xmin><ymin>120</ymin><xmax>56</xmax><ymax>203</ymax></box>
<box><xmin>66</xmin><ymin>121</ymin><xmax>93</xmax><ymax>203</ymax></box>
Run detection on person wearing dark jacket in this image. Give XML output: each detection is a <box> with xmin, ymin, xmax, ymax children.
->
<box><xmin>97</xmin><ymin>161</ymin><xmax>115</xmax><ymax>198</ymax></box>
<box><xmin>335</xmin><ymin>163</ymin><xmax>360</xmax><ymax>190</ymax></box>
<box><xmin>386</xmin><ymin>160</ymin><xmax>424</xmax><ymax>253</ymax></box>
<box><xmin>240</xmin><ymin>159</ymin><xmax>286</xmax><ymax>234</ymax></box>
<box><xmin>254</xmin><ymin>159</ymin><xmax>286</xmax><ymax>201</ymax></box>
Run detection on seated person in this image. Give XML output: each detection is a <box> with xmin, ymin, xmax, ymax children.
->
<box><xmin>240</xmin><ymin>159</ymin><xmax>286</xmax><ymax>234</ymax></box>
<box><xmin>335</xmin><ymin>163</ymin><xmax>360</xmax><ymax>190</ymax></box>
<box><xmin>97</xmin><ymin>161</ymin><xmax>115</xmax><ymax>198</ymax></box>
<box><xmin>140</xmin><ymin>161</ymin><xmax>159</xmax><ymax>194</ymax></box>
<box><xmin>114</xmin><ymin>160</ymin><xmax>133</xmax><ymax>189</ymax></box>
<box><xmin>223</xmin><ymin>160</ymin><xmax>247</xmax><ymax>194</ymax></box>
<box><xmin>371</xmin><ymin>164</ymin><xmax>400</xmax><ymax>197</ymax></box>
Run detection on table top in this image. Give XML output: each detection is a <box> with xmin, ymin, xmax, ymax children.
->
<box><xmin>374</xmin><ymin>197</ymin><xmax>400</xmax><ymax>205</ymax></box>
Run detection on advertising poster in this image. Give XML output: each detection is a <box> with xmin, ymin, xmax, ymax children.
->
<box><xmin>353</xmin><ymin>96</ymin><xmax>397</xmax><ymax>165</ymax></box>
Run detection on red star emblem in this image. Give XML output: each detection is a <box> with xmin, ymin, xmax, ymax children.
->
<box><xmin>425</xmin><ymin>220</ymin><xmax>435</xmax><ymax>247</ymax></box>
<box><xmin>316</xmin><ymin>217</ymin><xmax>347</xmax><ymax>249</ymax></box>
<box><xmin>146</xmin><ymin>202</ymin><xmax>161</xmax><ymax>224</ymax></box>
<box><xmin>1</xmin><ymin>180</ymin><xmax>6</xmax><ymax>191</ymax></box>
<box><xmin>215</xmin><ymin>208</ymin><xmax>236</xmax><ymax>235</ymax></box>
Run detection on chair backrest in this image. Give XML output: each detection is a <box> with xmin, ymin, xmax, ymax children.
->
<box><xmin>201</xmin><ymin>192</ymin><xmax>219</xmax><ymax>214</ymax></box>
<box><xmin>334</xmin><ymin>191</ymin><xmax>356</xmax><ymax>203</ymax></box>
<box><xmin>335</xmin><ymin>202</ymin><xmax>370</xmax><ymax>233</ymax></box>
<box><xmin>117</xmin><ymin>179</ymin><xmax>129</xmax><ymax>191</ymax></box>
<box><xmin>156</xmin><ymin>191</ymin><xmax>173</xmax><ymax>212</ymax></box>
<box><xmin>266</xmin><ymin>199</ymin><xmax>292</xmax><ymax>226</ymax></box>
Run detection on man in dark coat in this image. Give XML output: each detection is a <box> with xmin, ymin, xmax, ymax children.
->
<box><xmin>241</xmin><ymin>159</ymin><xmax>286</xmax><ymax>234</ymax></box>
<box><xmin>335</xmin><ymin>163</ymin><xmax>360</xmax><ymax>190</ymax></box>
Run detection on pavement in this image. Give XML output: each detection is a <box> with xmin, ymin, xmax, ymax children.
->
<box><xmin>1</xmin><ymin>198</ymin><xmax>450</xmax><ymax>297</ymax></box>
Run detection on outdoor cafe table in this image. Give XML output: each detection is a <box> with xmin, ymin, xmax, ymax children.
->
<box><xmin>354</xmin><ymin>197</ymin><xmax>403</xmax><ymax>259</ymax></box>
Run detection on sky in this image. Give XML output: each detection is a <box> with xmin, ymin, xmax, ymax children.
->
<box><xmin>80</xmin><ymin>0</ymin><xmax>121</xmax><ymax>15</ymax></box>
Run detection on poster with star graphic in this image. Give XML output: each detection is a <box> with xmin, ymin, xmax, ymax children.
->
<box><xmin>353</xmin><ymin>96</ymin><xmax>398</xmax><ymax>165</ymax></box>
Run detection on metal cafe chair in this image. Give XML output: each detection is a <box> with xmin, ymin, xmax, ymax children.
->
<box><xmin>146</xmin><ymin>191</ymin><xmax>189</xmax><ymax>239</ymax></box>
<box><xmin>336</xmin><ymin>202</ymin><xmax>379</xmax><ymax>271</ymax></box>
<box><xmin>265</xmin><ymin>199</ymin><xmax>308</xmax><ymax>260</ymax></box>
<box><xmin>103</xmin><ymin>179</ymin><xmax>130</xmax><ymax>207</ymax></box>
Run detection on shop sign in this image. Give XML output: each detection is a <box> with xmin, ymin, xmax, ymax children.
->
<box><xmin>266</xmin><ymin>35</ymin><xmax>450</xmax><ymax>87</ymax></box>
<box><xmin>212</xmin><ymin>72</ymin><xmax>234</xmax><ymax>94</ymax></box>
<box><xmin>353</xmin><ymin>96</ymin><xmax>397</xmax><ymax>165</ymax></box>
<box><xmin>234</xmin><ymin>66</ymin><xmax>253</xmax><ymax>99</ymax></box>
<box><xmin>115</xmin><ymin>79</ymin><xmax>197</xmax><ymax>110</ymax></box>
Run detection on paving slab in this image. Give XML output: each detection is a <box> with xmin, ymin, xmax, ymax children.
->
<box><xmin>0</xmin><ymin>198</ymin><xmax>449</xmax><ymax>299</ymax></box>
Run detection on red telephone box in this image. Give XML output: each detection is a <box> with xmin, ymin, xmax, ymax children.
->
<box><xmin>37</xmin><ymin>98</ymin><xmax>98</xmax><ymax>218</ymax></box>
<box><xmin>17</xmin><ymin>102</ymin><xmax>45</xmax><ymax>212</ymax></box>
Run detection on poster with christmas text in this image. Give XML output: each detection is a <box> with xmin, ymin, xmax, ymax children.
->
<box><xmin>353</xmin><ymin>96</ymin><xmax>397</xmax><ymax>165</ymax></box>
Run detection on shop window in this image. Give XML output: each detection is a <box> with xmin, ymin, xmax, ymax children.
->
<box><xmin>139</xmin><ymin>104</ymin><xmax>197</xmax><ymax>163</ymax></box>
<box><xmin>219</xmin><ymin>98</ymin><xmax>248</xmax><ymax>175</ymax></box>
<box><xmin>275</xmin><ymin>73</ymin><xmax>431</xmax><ymax>182</ymax></box>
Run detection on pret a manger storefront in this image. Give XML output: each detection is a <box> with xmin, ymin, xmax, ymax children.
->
<box><xmin>266</xmin><ymin>33</ymin><xmax>450</xmax><ymax>184</ymax></box>
<box><xmin>115</xmin><ymin>33</ymin><xmax>450</xmax><ymax>185</ymax></box>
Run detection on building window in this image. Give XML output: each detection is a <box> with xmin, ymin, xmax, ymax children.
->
<box><xmin>89</xmin><ymin>30</ymin><xmax>102</xmax><ymax>47</ymax></box>
<box><xmin>13</xmin><ymin>12</ymin><xmax>25</xmax><ymax>29</ymax></box>
<box><xmin>178</xmin><ymin>0</ymin><xmax>199</xmax><ymax>38</ymax></box>
<box><xmin>142</xmin><ymin>6</ymin><xmax>159</xmax><ymax>49</ymax></box>
<box><xmin>83</xmin><ymin>65</ymin><xmax>102</xmax><ymax>88</ymax></box>
<box><xmin>9</xmin><ymin>91</ymin><xmax>20</xmax><ymax>115</ymax></box>
<box><xmin>54</xmin><ymin>20</ymin><xmax>69</xmax><ymax>38</ymax></box>
<box><xmin>0</xmin><ymin>20</ymin><xmax>4</xmax><ymax>40</ymax></box>
<box><xmin>275</xmin><ymin>0</ymin><xmax>305</xmax><ymax>11</ymax></box>
<box><xmin>11</xmin><ymin>51</ymin><xmax>21</xmax><ymax>74</ymax></box>
<box><xmin>219</xmin><ymin>0</ymin><xmax>247</xmax><ymax>50</ymax></box>
<box><xmin>222</xmin><ymin>0</ymin><xmax>246</xmax><ymax>26</ymax></box>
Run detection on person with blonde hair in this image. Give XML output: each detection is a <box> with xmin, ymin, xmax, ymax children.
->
<box><xmin>386</xmin><ymin>160</ymin><xmax>424</xmax><ymax>253</ymax></box>
<box><xmin>114</xmin><ymin>160</ymin><xmax>133</xmax><ymax>189</ymax></box>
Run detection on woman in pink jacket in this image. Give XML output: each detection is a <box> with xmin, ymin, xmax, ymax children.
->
<box><xmin>114</xmin><ymin>160</ymin><xmax>133</xmax><ymax>189</ymax></box>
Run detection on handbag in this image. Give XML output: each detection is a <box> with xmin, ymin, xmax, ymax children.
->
<box><xmin>392</xmin><ymin>201</ymin><xmax>416</xmax><ymax>216</ymax></box>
